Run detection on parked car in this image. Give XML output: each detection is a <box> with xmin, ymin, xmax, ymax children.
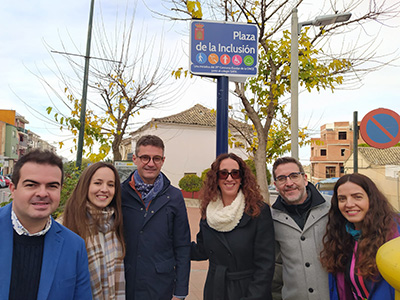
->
<box><xmin>315</xmin><ymin>177</ymin><xmax>340</xmax><ymax>196</ymax></box>
<box><xmin>0</xmin><ymin>177</ymin><xmax>6</xmax><ymax>188</ymax></box>
<box><xmin>0</xmin><ymin>175</ymin><xmax>10</xmax><ymax>187</ymax></box>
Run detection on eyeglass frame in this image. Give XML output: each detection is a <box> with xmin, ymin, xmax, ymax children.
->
<box><xmin>274</xmin><ymin>172</ymin><xmax>305</xmax><ymax>185</ymax></box>
<box><xmin>217</xmin><ymin>169</ymin><xmax>242</xmax><ymax>180</ymax></box>
<box><xmin>137</xmin><ymin>155</ymin><xmax>164</xmax><ymax>165</ymax></box>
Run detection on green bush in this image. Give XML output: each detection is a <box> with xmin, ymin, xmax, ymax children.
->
<box><xmin>201</xmin><ymin>168</ymin><xmax>210</xmax><ymax>182</ymax></box>
<box><xmin>0</xmin><ymin>198</ymin><xmax>12</xmax><ymax>207</ymax></box>
<box><xmin>245</xmin><ymin>159</ymin><xmax>271</xmax><ymax>185</ymax></box>
<box><xmin>52</xmin><ymin>160</ymin><xmax>90</xmax><ymax>219</ymax></box>
<box><xmin>179</xmin><ymin>174</ymin><xmax>203</xmax><ymax>198</ymax></box>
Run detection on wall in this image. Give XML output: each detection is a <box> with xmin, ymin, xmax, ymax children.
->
<box><xmin>0</xmin><ymin>110</ymin><xmax>15</xmax><ymax>125</ymax></box>
<box><xmin>311</xmin><ymin>122</ymin><xmax>364</xmax><ymax>181</ymax></box>
<box><xmin>345</xmin><ymin>155</ymin><xmax>400</xmax><ymax>211</ymax></box>
<box><xmin>5</xmin><ymin>124</ymin><xmax>18</xmax><ymax>159</ymax></box>
<box><xmin>0</xmin><ymin>121</ymin><xmax>5</xmax><ymax>156</ymax></box>
<box><xmin>130</xmin><ymin>123</ymin><xmax>248</xmax><ymax>187</ymax></box>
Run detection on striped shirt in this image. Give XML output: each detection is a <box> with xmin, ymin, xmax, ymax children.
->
<box><xmin>346</xmin><ymin>241</ymin><xmax>372</xmax><ymax>300</ymax></box>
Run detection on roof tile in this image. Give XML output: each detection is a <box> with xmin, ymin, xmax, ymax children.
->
<box><xmin>359</xmin><ymin>147</ymin><xmax>400</xmax><ymax>165</ymax></box>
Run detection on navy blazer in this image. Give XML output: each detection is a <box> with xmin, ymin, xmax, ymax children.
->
<box><xmin>0</xmin><ymin>203</ymin><xmax>92</xmax><ymax>300</ymax></box>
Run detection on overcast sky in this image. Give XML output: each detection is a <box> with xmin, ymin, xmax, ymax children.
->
<box><xmin>1</xmin><ymin>0</ymin><xmax>399</xmax><ymax>163</ymax></box>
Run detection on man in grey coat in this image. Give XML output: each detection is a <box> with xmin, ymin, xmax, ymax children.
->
<box><xmin>271</xmin><ymin>157</ymin><xmax>330</xmax><ymax>300</ymax></box>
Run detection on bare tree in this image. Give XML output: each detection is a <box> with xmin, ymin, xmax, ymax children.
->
<box><xmin>40</xmin><ymin>1</ymin><xmax>187</xmax><ymax>161</ymax></box>
<box><xmin>152</xmin><ymin>0</ymin><xmax>400</xmax><ymax>201</ymax></box>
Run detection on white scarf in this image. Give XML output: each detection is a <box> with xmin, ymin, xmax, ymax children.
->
<box><xmin>206</xmin><ymin>190</ymin><xmax>245</xmax><ymax>232</ymax></box>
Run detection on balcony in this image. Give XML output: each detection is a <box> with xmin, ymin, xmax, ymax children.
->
<box><xmin>19</xmin><ymin>140</ymin><xmax>28</xmax><ymax>149</ymax></box>
<box><xmin>17</xmin><ymin>127</ymin><xmax>28</xmax><ymax>135</ymax></box>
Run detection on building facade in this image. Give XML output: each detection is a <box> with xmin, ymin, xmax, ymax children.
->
<box><xmin>0</xmin><ymin>110</ymin><xmax>57</xmax><ymax>175</ymax></box>
<box><xmin>121</xmin><ymin>104</ymin><xmax>250</xmax><ymax>187</ymax></box>
<box><xmin>344</xmin><ymin>147</ymin><xmax>400</xmax><ymax>210</ymax></box>
<box><xmin>310</xmin><ymin>121</ymin><xmax>364</xmax><ymax>182</ymax></box>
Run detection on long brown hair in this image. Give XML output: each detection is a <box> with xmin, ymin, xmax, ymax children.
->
<box><xmin>320</xmin><ymin>173</ymin><xmax>398</xmax><ymax>279</ymax></box>
<box><xmin>63</xmin><ymin>162</ymin><xmax>125</xmax><ymax>256</ymax></box>
<box><xmin>199</xmin><ymin>153</ymin><xmax>266</xmax><ymax>219</ymax></box>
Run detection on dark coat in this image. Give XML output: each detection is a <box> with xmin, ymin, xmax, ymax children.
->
<box><xmin>121</xmin><ymin>172</ymin><xmax>191</xmax><ymax>300</ymax></box>
<box><xmin>192</xmin><ymin>204</ymin><xmax>275</xmax><ymax>300</ymax></box>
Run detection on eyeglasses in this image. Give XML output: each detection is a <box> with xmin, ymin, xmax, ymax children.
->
<box><xmin>217</xmin><ymin>169</ymin><xmax>242</xmax><ymax>180</ymax></box>
<box><xmin>138</xmin><ymin>155</ymin><xmax>164</xmax><ymax>164</ymax></box>
<box><xmin>275</xmin><ymin>172</ymin><xmax>304</xmax><ymax>185</ymax></box>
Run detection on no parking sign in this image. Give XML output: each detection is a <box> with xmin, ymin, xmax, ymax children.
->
<box><xmin>360</xmin><ymin>108</ymin><xmax>400</xmax><ymax>149</ymax></box>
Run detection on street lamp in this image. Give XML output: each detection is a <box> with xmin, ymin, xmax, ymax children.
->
<box><xmin>290</xmin><ymin>8</ymin><xmax>351</xmax><ymax>160</ymax></box>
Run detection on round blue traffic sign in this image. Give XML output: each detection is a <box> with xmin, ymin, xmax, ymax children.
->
<box><xmin>360</xmin><ymin>108</ymin><xmax>400</xmax><ymax>149</ymax></box>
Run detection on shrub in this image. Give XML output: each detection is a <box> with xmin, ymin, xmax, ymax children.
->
<box><xmin>201</xmin><ymin>168</ymin><xmax>210</xmax><ymax>182</ymax></box>
<box><xmin>179</xmin><ymin>174</ymin><xmax>203</xmax><ymax>198</ymax></box>
<box><xmin>52</xmin><ymin>160</ymin><xmax>89</xmax><ymax>219</ymax></box>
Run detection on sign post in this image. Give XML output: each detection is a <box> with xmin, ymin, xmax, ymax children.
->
<box><xmin>190</xmin><ymin>20</ymin><xmax>258</xmax><ymax>156</ymax></box>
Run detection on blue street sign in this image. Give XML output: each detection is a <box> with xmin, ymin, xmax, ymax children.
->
<box><xmin>360</xmin><ymin>108</ymin><xmax>400</xmax><ymax>149</ymax></box>
<box><xmin>190</xmin><ymin>20</ymin><xmax>258</xmax><ymax>77</ymax></box>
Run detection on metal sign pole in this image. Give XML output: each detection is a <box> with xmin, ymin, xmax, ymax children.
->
<box><xmin>353</xmin><ymin>111</ymin><xmax>358</xmax><ymax>173</ymax></box>
<box><xmin>216</xmin><ymin>76</ymin><xmax>229</xmax><ymax>156</ymax></box>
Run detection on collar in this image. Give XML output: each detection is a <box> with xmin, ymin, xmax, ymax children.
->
<box><xmin>345</xmin><ymin>222</ymin><xmax>361</xmax><ymax>241</ymax></box>
<box><xmin>11</xmin><ymin>209</ymin><xmax>52</xmax><ymax>236</ymax></box>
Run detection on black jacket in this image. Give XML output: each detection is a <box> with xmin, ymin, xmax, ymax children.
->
<box><xmin>192</xmin><ymin>204</ymin><xmax>275</xmax><ymax>300</ymax></box>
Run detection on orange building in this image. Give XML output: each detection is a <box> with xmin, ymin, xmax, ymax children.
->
<box><xmin>310</xmin><ymin>121</ymin><xmax>364</xmax><ymax>182</ymax></box>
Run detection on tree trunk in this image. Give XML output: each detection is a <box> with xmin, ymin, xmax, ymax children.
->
<box><xmin>254</xmin><ymin>140</ymin><xmax>270</xmax><ymax>204</ymax></box>
<box><xmin>235</xmin><ymin>82</ymin><xmax>271</xmax><ymax>203</ymax></box>
<box><xmin>112</xmin><ymin>136</ymin><xmax>122</xmax><ymax>161</ymax></box>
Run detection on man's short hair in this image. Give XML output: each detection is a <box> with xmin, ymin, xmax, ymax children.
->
<box><xmin>135</xmin><ymin>135</ymin><xmax>165</xmax><ymax>155</ymax></box>
<box><xmin>272</xmin><ymin>157</ymin><xmax>305</xmax><ymax>180</ymax></box>
<box><xmin>12</xmin><ymin>149</ymin><xmax>64</xmax><ymax>187</ymax></box>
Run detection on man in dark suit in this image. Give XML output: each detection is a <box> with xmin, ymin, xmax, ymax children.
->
<box><xmin>0</xmin><ymin>149</ymin><xmax>92</xmax><ymax>300</ymax></box>
<box><xmin>121</xmin><ymin>135</ymin><xmax>191</xmax><ymax>300</ymax></box>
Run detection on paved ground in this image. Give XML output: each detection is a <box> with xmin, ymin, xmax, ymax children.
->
<box><xmin>185</xmin><ymin>199</ymin><xmax>207</xmax><ymax>300</ymax></box>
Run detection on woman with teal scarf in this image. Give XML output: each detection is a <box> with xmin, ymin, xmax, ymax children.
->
<box><xmin>320</xmin><ymin>173</ymin><xmax>400</xmax><ymax>300</ymax></box>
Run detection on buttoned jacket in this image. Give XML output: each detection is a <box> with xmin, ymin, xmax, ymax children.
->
<box><xmin>271</xmin><ymin>184</ymin><xmax>330</xmax><ymax>300</ymax></box>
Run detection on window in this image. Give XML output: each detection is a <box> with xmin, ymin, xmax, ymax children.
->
<box><xmin>320</xmin><ymin>149</ymin><xmax>327</xmax><ymax>156</ymax></box>
<box><xmin>341</xmin><ymin>149</ymin><xmax>345</xmax><ymax>156</ymax></box>
<box><xmin>340</xmin><ymin>164</ymin><xmax>344</xmax><ymax>174</ymax></box>
<box><xmin>338</xmin><ymin>131</ymin><xmax>347</xmax><ymax>140</ymax></box>
<box><xmin>326</xmin><ymin>166</ymin><xmax>336</xmax><ymax>178</ymax></box>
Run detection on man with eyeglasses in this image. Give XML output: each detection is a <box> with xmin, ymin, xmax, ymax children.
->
<box><xmin>121</xmin><ymin>135</ymin><xmax>191</xmax><ymax>300</ymax></box>
<box><xmin>271</xmin><ymin>157</ymin><xmax>330</xmax><ymax>300</ymax></box>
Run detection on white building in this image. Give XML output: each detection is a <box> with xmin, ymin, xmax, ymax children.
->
<box><xmin>122</xmin><ymin>104</ymin><xmax>250</xmax><ymax>187</ymax></box>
